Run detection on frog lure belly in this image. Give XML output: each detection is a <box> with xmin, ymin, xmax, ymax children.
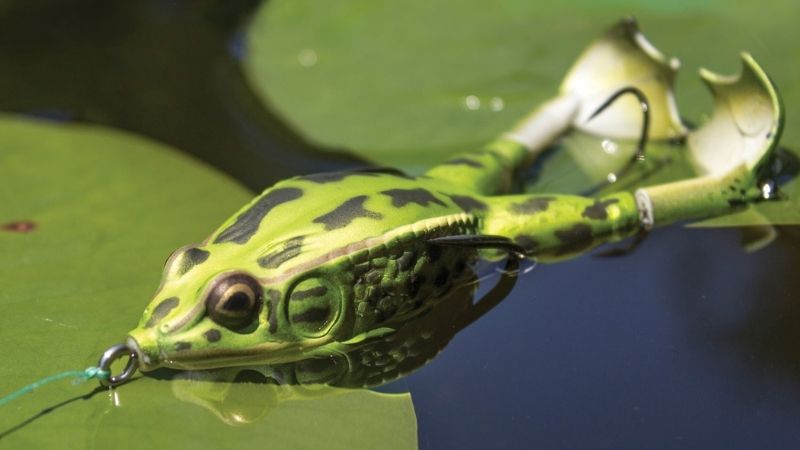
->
<box><xmin>102</xmin><ymin>19</ymin><xmax>785</xmax><ymax>384</ymax></box>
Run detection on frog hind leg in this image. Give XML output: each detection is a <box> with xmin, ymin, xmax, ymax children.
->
<box><xmin>423</xmin><ymin>19</ymin><xmax>683</xmax><ymax>196</ymax></box>
<box><xmin>423</xmin><ymin>95</ymin><xmax>580</xmax><ymax>196</ymax></box>
<box><xmin>471</xmin><ymin>191</ymin><xmax>644</xmax><ymax>262</ymax></box>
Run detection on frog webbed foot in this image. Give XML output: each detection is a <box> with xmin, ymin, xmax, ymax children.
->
<box><xmin>687</xmin><ymin>53</ymin><xmax>783</xmax><ymax>182</ymax></box>
<box><xmin>557</xmin><ymin>18</ymin><xmax>686</xmax><ymax>143</ymax></box>
<box><xmin>424</xmin><ymin>18</ymin><xmax>686</xmax><ymax>196</ymax></box>
<box><xmin>637</xmin><ymin>53</ymin><xmax>784</xmax><ymax>226</ymax></box>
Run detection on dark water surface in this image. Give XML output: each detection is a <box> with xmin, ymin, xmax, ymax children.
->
<box><xmin>403</xmin><ymin>225</ymin><xmax>800</xmax><ymax>449</ymax></box>
<box><xmin>3</xmin><ymin>1</ymin><xmax>800</xmax><ymax>449</ymax></box>
<box><xmin>0</xmin><ymin>0</ymin><xmax>361</xmax><ymax>191</ymax></box>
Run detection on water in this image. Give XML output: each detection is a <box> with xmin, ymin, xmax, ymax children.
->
<box><xmin>3</xmin><ymin>1</ymin><xmax>800</xmax><ymax>449</ymax></box>
<box><xmin>0</xmin><ymin>0</ymin><xmax>361</xmax><ymax>193</ymax></box>
<box><xmin>406</xmin><ymin>226</ymin><xmax>800</xmax><ymax>448</ymax></box>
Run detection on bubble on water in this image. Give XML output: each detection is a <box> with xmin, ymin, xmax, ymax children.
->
<box><xmin>601</xmin><ymin>139</ymin><xmax>619</xmax><ymax>155</ymax></box>
<box><xmin>490</xmin><ymin>97</ymin><xmax>505</xmax><ymax>112</ymax></box>
<box><xmin>464</xmin><ymin>95</ymin><xmax>481</xmax><ymax>111</ymax></box>
<box><xmin>297</xmin><ymin>49</ymin><xmax>318</xmax><ymax>67</ymax></box>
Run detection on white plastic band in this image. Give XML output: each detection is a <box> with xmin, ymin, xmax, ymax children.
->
<box><xmin>634</xmin><ymin>189</ymin><xmax>654</xmax><ymax>230</ymax></box>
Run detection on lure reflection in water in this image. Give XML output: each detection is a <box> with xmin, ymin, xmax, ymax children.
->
<box><xmin>170</xmin><ymin>258</ymin><xmax>522</xmax><ymax>425</ymax></box>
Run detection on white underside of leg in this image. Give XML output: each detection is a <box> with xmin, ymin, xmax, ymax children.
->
<box><xmin>503</xmin><ymin>95</ymin><xmax>580</xmax><ymax>154</ymax></box>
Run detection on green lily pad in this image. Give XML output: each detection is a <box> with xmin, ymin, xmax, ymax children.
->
<box><xmin>0</xmin><ymin>115</ymin><xmax>417</xmax><ymax>449</ymax></box>
<box><xmin>243</xmin><ymin>0</ymin><xmax>800</xmax><ymax>226</ymax></box>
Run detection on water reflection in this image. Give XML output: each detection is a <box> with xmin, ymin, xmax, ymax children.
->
<box><xmin>170</xmin><ymin>257</ymin><xmax>522</xmax><ymax>425</ymax></box>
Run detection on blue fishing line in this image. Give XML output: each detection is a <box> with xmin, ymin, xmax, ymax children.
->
<box><xmin>0</xmin><ymin>367</ymin><xmax>109</xmax><ymax>407</ymax></box>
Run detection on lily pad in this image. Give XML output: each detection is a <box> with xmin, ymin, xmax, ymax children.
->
<box><xmin>0</xmin><ymin>115</ymin><xmax>417</xmax><ymax>449</ymax></box>
<box><xmin>243</xmin><ymin>0</ymin><xmax>800</xmax><ymax>226</ymax></box>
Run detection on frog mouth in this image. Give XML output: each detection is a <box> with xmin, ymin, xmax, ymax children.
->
<box><xmin>149</xmin><ymin>342</ymin><xmax>315</xmax><ymax>371</ymax></box>
<box><xmin>125</xmin><ymin>335</ymin><xmax>160</xmax><ymax>372</ymax></box>
<box><xmin>127</xmin><ymin>328</ymin><xmax>331</xmax><ymax>371</ymax></box>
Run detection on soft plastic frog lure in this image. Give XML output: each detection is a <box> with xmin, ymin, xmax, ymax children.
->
<box><xmin>94</xmin><ymin>19</ymin><xmax>784</xmax><ymax>387</ymax></box>
<box><xmin>170</xmin><ymin>258</ymin><xmax>521</xmax><ymax>425</ymax></box>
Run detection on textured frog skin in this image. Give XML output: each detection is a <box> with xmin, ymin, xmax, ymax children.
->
<box><xmin>126</xmin><ymin>20</ymin><xmax>783</xmax><ymax>372</ymax></box>
<box><xmin>168</xmin><ymin>264</ymin><xmax>521</xmax><ymax>426</ymax></box>
<box><xmin>128</xmin><ymin>134</ymin><xmax>640</xmax><ymax>370</ymax></box>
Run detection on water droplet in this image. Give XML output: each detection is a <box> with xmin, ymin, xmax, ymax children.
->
<box><xmin>297</xmin><ymin>49</ymin><xmax>318</xmax><ymax>67</ymax></box>
<box><xmin>601</xmin><ymin>139</ymin><xmax>618</xmax><ymax>155</ymax></box>
<box><xmin>607</xmin><ymin>173</ymin><xmax>618</xmax><ymax>183</ymax></box>
<box><xmin>495</xmin><ymin>258</ymin><xmax>537</xmax><ymax>276</ymax></box>
<box><xmin>760</xmin><ymin>179</ymin><xmax>776</xmax><ymax>199</ymax></box>
<box><xmin>464</xmin><ymin>95</ymin><xmax>481</xmax><ymax>111</ymax></box>
<box><xmin>490</xmin><ymin>97</ymin><xmax>505</xmax><ymax>112</ymax></box>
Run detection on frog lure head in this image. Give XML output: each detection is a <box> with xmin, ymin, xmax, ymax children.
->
<box><xmin>96</xmin><ymin>18</ymin><xmax>786</xmax><ymax>386</ymax></box>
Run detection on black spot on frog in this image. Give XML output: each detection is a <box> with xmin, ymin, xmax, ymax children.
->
<box><xmin>510</xmin><ymin>197</ymin><xmax>555</xmax><ymax>215</ymax></box>
<box><xmin>381</xmin><ymin>188</ymin><xmax>446</xmax><ymax>208</ymax></box>
<box><xmin>258</xmin><ymin>236</ymin><xmax>304</xmax><ymax>269</ymax></box>
<box><xmin>447</xmin><ymin>194</ymin><xmax>487</xmax><ymax>212</ymax></box>
<box><xmin>582</xmin><ymin>198</ymin><xmax>619</xmax><ymax>220</ymax></box>
<box><xmin>291</xmin><ymin>306</ymin><xmax>332</xmax><ymax>324</ymax></box>
<box><xmin>554</xmin><ymin>224</ymin><xmax>594</xmax><ymax>255</ymax></box>
<box><xmin>215</xmin><ymin>188</ymin><xmax>303</xmax><ymax>244</ymax></box>
<box><xmin>145</xmin><ymin>297</ymin><xmax>180</xmax><ymax>328</ymax></box>
<box><xmin>204</xmin><ymin>329</ymin><xmax>221</xmax><ymax>342</ymax></box>
<box><xmin>177</xmin><ymin>248</ymin><xmax>210</xmax><ymax>275</ymax></box>
<box><xmin>514</xmin><ymin>235</ymin><xmax>539</xmax><ymax>254</ymax></box>
<box><xmin>266</xmin><ymin>289</ymin><xmax>281</xmax><ymax>333</ymax></box>
<box><xmin>313</xmin><ymin>196</ymin><xmax>383</xmax><ymax>231</ymax></box>
<box><xmin>291</xmin><ymin>286</ymin><xmax>328</xmax><ymax>301</ymax></box>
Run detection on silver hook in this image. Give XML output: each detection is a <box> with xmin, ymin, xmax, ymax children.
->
<box><xmin>581</xmin><ymin>86</ymin><xmax>652</xmax><ymax>196</ymax></box>
<box><xmin>97</xmin><ymin>343</ymin><xmax>139</xmax><ymax>387</ymax></box>
<box><xmin>587</xmin><ymin>86</ymin><xmax>651</xmax><ymax>163</ymax></box>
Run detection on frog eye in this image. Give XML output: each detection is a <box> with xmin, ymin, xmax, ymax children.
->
<box><xmin>205</xmin><ymin>273</ymin><xmax>263</xmax><ymax>331</ymax></box>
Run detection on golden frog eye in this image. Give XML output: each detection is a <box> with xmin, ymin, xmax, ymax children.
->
<box><xmin>205</xmin><ymin>273</ymin><xmax>262</xmax><ymax>331</ymax></box>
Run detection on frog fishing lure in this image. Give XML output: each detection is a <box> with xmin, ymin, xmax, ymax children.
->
<box><xmin>93</xmin><ymin>19</ymin><xmax>784</xmax><ymax>387</ymax></box>
<box><xmin>170</xmin><ymin>259</ymin><xmax>521</xmax><ymax>425</ymax></box>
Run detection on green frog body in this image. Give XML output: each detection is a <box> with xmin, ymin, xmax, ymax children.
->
<box><xmin>126</xmin><ymin>20</ymin><xmax>784</xmax><ymax>373</ymax></box>
<box><xmin>130</xmin><ymin>139</ymin><xmax>640</xmax><ymax>370</ymax></box>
